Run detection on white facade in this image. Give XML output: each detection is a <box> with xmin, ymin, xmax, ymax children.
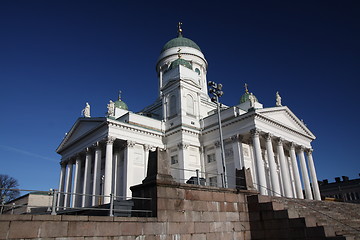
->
<box><xmin>56</xmin><ymin>27</ymin><xmax>321</xmax><ymax>209</ymax></box>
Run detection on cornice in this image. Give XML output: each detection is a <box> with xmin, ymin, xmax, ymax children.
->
<box><xmin>256</xmin><ymin>107</ymin><xmax>315</xmax><ymax>138</ymax></box>
<box><xmin>254</xmin><ymin>114</ymin><xmax>315</xmax><ymax>141</ymax></box>
<box><xmin>165</xmin><ymin>124</ymin><xmax>201</xmax><ymax>137</ymax></box>
<box><xmin>56</xmin><ymin>118</ymin><xmax>107</xmax><ymax>153</ymax></box>
<box><xmin>108</xmin><ymin>119</ymin><xmax>163</xmax><ymax>138</ymax></box>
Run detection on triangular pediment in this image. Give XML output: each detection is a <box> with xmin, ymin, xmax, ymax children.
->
<box><xmin>57</xmin><ymin>118</ymin><xmax>106</xmax><ymax>153</ymax></box>
<box><xmin>257</xmin><ymin>107</ymin><xmax>315</xmax><ymax>139</ymax></box>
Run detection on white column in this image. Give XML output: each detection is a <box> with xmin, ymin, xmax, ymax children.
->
<box><xmin>199</xmin><ymin>146</ymin><xmax>206</xmax><ymax>179</ymax></box>
<box><xmin>162</xmin><ymin>94</ymin><xmax>167</xmax><ymax>120</ymax></box>
<box><xmin>306</xmin><ymin>149</ymin><xmax>321</xmax><ymax>200</ymax></box>
<box><xmin>265</xmin><ymin>134</ymin><xmax>281</xmax><ymax>197</ymax></box>
<box><xmin>178</xmin><ymin>142</ymin><xmax>190</xmax><ymax>183</ymax></box>
<box><xmin>159</xmin><ymin>67</ymin><xmax>163</xmax><ymax>97</ymax></box>
<box><xmin>92</xmin><ymin>143</ymin><xmax>102</xmax><ymax>205</ymax></box>
<box><xmin>231</xmin><ymin>134</ymin><xmax>245</xmax><ymax>170</ymax></box>
<box><xmin>277</xmin><ymin>138</ymin><xmax>293</xmax><ymax>198</ymax></box>
<box><xmin>104</xmin><ymin>137</ymin><xmax>115</xmax><ymax>204</ymax></box>
<box><xmin>251</xmin><ymin>129</ymin><xmax>267</xmax><ymax>195</ymax></box>
<box><xmin>57</xmin><ymin>162</ymin><xmax>66</xmax><ymax>209</ymax></box>
<box><xmin>64</xmin><ymin>160</ymin><xmax>73</xmax><ymax>208</ymax></box>
<box><xmin>82</xmin><ymin>148</ymin><xmax>92</xmax><ymax>207</ymax></box>
<box><xmin>124</xmin><ymin>141</ymin><xmax>138</xmax><ymax>198</ymax></box>
<box><xmin>72</xmin><ymin>155</ymin><xmax>82</xmax><ymax>208</ymax></box>
<box><xmin>113</xmin><ymin>150</ymin><xmax>121</xmax><ymax>199</ymax></box>
<box><xmin>143</xmin><ymin>145</ymin><xmax>151</xmax><ymax>177</ymax></box>
<box><xmin>289</xmin><ymin>143</ymin><xmax>304</xmax><ymax>199</ymax></box>
<box><xmin>298</xmin><ymin>147</ymin><xmax>313</xmax><ymax>200</ymax></box>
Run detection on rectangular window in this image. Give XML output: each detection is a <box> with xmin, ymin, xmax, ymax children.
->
<box><xmin>209</xmin><ymin>176</ymin><xmax>217</xmax><ymax>187</ymax></box>
<box><xmin>171</xmin><ymin>155</ymin><xmax>178</xmax><ymax>165</ymax></box>
<box><xmin>207</xmin><ymin>153</ymin><xmax>216</xmax><ymax>163</ymax></box>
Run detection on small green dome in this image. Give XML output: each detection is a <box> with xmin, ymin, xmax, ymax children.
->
<box><xmin>161</xmin><ymin>36</ymin><xmax>201</xmax><ymax>53</ymax></box>
<box><xmin>240</xmin><ymin>92</ymin><xmax>258</xmax><ymax>104</ymax></box>
<box><xmin>168</xmin><ymin>58</ymin><xmax>193</xmax><ymax>71</ymax></box>
<box><xmin>114</xmin><ymin>100</ymin><xmax>128</xmax><ymax>110</ymax></box>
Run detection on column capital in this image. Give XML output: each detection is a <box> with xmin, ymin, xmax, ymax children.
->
<box><xmin>297</xmin><ymin>145</ymin><xmax>305</xmax><ymax>152</ymax></box>
<box><xmin>231</xmin><ymin>134</ymin><xmax>243</xmax><ymax>142</ymax></box>
<box><xmin>126</xmin><ymin>140</ymin><xmax>136</xmax><ymax>148</ymax></box>
<box><xmin>250</xmin><ymin>128</ymin><xmax>261</xmax><ymax>137</ymax></box>
<box><xmin>93</xmin><ymin>141</ymin><xmax>101</xmax><ymax>149</ymax></box>
<box><xmin>67</xmin><ymin>158</ymin><xmax>74</xmax><ymax>165</ymax></box>
<box><xmin>177</xmin><ymin>142</ymin><xmax>189</xmax><ymax>149</ymax></box>
<box><xmin>144</xmin><ymin>144</ymin><xmax>151</xmax><ymax>151</ymax></box>
<box><xmin>60</xmin><ymin>161</ymin><xmax>66</xmax><ymax>167</ymax></box>
<box><xmin>214</xmin><ymin>141</ymin><xmax>221</xmax><ymax>148</ymax></box>
<box><xmin>306</xmin><ymin>148</ymin><xmax>313</xmax><ymax>154</ymax></box>
<box><xmin>106</xmin><ymin>136</ymin><xmax>116</xmax><ymax>144</ymax></box>
<box><xmin>85</xmin><ymin>147</ymin><xmax>93</xmax><ymax>154</ymax></box>
<box><xmin>276</xmin><ymin>137</ymin><xmax>284</xmax><ymax>146</ymax></box>
<box><xmin>264</xmin><ymin>133</ymin><xmax>273</xmax><ymax>141</ymax></box>
<box><xmin>289</xmin><ymin>142</ymin><xmax>297</xmax><ymax>150</ymax></box>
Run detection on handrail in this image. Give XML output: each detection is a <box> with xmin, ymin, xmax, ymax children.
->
<box><xmin>0</xmin><ymin>188</ymin><xmax>153</xmax><ymax>217</ymax></box>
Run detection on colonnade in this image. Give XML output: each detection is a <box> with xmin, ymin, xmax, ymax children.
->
<box><xmin>57</xmin><ymin>138</ymin><xmax>151</xmax><ymax>210</ymax></box>
<box><xmin>224</xmin><ymin>129</ymin><xmax>321</xmax><ymax>200</ymax></box>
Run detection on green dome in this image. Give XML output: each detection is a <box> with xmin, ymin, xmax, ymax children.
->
<box><xmin>114</xmin><ymin>100</ymin><xmax>128</xmax><ymax>110</ymax></box>
<box><xmin>168</xmin><ymin>58</ymin><xmax>193</xmax><ymax>71</ymax></box>
<box><xmin>161</xmin><ymin>36</ymin><xmax>201</xmax><ymax>53</ymax></box>
<box><xmin>240</xmin><ymin>92</ymin><xmax>258</xmax><ymax>104</ymax></box>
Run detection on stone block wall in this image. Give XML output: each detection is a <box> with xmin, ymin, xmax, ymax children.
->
<box><xmin>0</xmin><ymin>181</ymin><xmax>255</xmax><ymax>240</ymax></box>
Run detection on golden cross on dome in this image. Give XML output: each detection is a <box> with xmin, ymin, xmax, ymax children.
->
<box><xmin>178</xmin><ymin>22</ymin><xmax>183</xmax><ymax>36</ymax></box>
<box><xmin>244</xmin><ymin>83</ymin><xmax>249</xmax><ymax>93</ymax></box>
<box><xmin>118</xmin><ymin>90</ymin><xmax>122</xmax><ymax>100</ymax></box>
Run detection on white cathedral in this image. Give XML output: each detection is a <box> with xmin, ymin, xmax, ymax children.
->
<box><xmin>56</xmin><ymin>24</ymin><xmax>321</xmax><ymax>209</ymax></box>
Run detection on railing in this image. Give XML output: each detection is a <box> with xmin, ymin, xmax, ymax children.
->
<box><xmin>0</xmin><ymin>188</ymin><xmax>152</xmax><ymax>217</ymax></box>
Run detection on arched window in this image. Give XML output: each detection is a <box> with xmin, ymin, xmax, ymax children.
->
<box><xmin>186</xmin><ymin>94</ymin><xmax>194</xmax><ymax>115</ymax></box>
<box><xmin>169</xmin><ymin>95</ymin><xmax>177</xmax><ymax>117</ymax></box>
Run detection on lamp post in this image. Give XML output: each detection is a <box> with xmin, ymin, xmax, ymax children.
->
<box><xmin>208</xmin><ymin>81</ymin><xmax>227</xmax><ymax>188</ymax></box>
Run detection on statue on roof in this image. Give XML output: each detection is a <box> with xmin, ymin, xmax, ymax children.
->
<box><xmin>107</xmin><ymin>100</ymin><xmax>115</xmax><ymax>117</ymax></box>
<box><xmin>276</xmin><ymin>91</ymin><xmax>282</xmax><ymax>107</ymax></box>
<box><xmin>82</xmin><ymin>102</ymin><xmax>91</xmax><ymax>118</ymax></box>
<box><xmin>249</xmin><ymin>93</ymin><xmax>255</xmax><ymax>108</ymax></box>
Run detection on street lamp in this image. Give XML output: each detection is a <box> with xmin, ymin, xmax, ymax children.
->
<box><xmin>208</xmin><ymin>81</ymin><xmax>227</xmax><ymax>188</ymax></box>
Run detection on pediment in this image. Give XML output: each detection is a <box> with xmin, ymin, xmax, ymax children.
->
<box><xmin>257</xmin><ymin>107</ymin><xmax>315</xmax><ymax>139</ymax></box>
<box><xmin>57</xmin><ymin>118</ymin><xmax>106</xmax><ymax>152</ymax></box>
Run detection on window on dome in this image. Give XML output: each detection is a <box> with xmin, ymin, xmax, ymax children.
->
<box><xmin>186</xmin><ymin>94</ymin><xmax>194</xmax><ymax>116</ymax></box>
<box><xmin>195</xmin><ymin>68</ymin><xmax>201</xmax><ymax>75</ymax></box>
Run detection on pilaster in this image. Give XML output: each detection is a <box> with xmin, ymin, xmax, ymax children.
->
<box><xmin>104</xmin><ymin>137</ymin><xmax>115</xmax><ymax>204</ymax></box>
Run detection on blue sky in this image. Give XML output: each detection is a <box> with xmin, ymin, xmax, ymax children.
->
<box><xmin>0</xmin><ymin>1</ymin><xmax>359</xmax><ymax>191</ymax></box>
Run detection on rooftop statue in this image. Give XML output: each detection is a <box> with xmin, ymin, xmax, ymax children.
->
<box><xmin>107</xmin><ymin>100</ymin><xmax>115</xmax><ymax>117</ymax></box>
<box><xmin>276</xmin><ymin>91</ymin><xmax>282</xmax><ymax>107</ymax></box>
<box><xmin>82</xmin><ymin>102</ymin><xmax>91</xmax><ymax>118</ymax></box>
<box><xmin>249</xmin><ymin>93</ymin><xmax>255</xmax><ymax>108</ymax></box>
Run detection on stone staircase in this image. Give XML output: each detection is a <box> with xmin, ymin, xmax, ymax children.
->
<box><xmin>274</xmin><ymin>197</ymin><xmax>360</xmax><ymax>240</ymax></box>
<box><xmin>247</xmin><ymin>194</ymin><xmax>360</xmax><ymax>240</ymax></box>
